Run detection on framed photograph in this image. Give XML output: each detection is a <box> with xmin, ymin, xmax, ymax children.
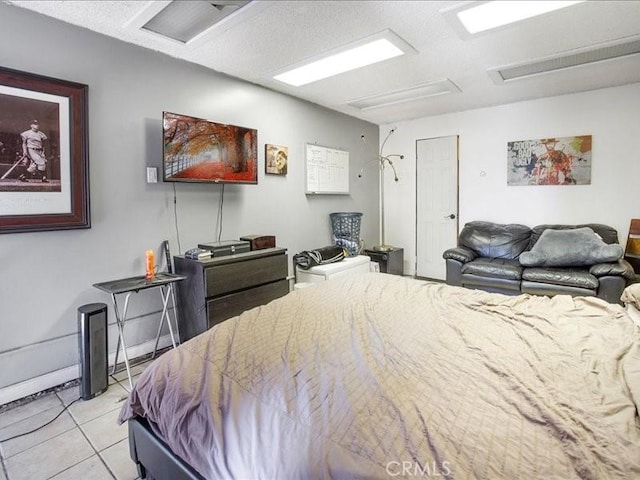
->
<box><xmin>507</xmin><ymin>135</ymin><xmax>592</xmax><ymax>186</ymax></box>
<box><xmin>265</xmin><ymin>144</ymin><xmax>288</xmax><ymax>175</ymax></box>
<box><xmin>0</xmin><ymin>66</ymin><xmax>89</xmax><ymax>233</ymax></box>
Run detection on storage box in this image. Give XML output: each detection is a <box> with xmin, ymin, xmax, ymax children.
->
<box><xmin>197</xmin><ymin>240</ymin><xmax>251</xmax><ymax>257</ymax></box>
<box><xmin>295</xmin><ymin>255</ymin><xmax>370</xmax><ymax>283</ymax></box>
<box><xmin>240</xmin><ymin>234</ymin><xmax>276</xmax><ymax>250</ymax></box>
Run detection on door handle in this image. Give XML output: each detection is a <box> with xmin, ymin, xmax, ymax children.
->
<box><xmin>444</xmin><ymin>214</ymin><xmax>456</xmax><ymax>219</ymax></box>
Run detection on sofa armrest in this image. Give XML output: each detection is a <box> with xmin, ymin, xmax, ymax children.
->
<box><xmin>443</xmin><ymin>246</ymin><xmax>477</xmax><ymax>264</ymax></box>
<box><xmin>445</xmin><ymin>258</ymin><xmax>463</xmax><ymax>286</ymax></box>
<box><xmin>597</xmin><ymin>276</ymin><xmax>627</xmax><ymax>304</ymax></box>
<box><xmin>589</xmin><ymin>259</ymin><xmax>636</xmax><ymax>280</ymax></box>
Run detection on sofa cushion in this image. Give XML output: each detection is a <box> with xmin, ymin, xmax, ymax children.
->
<box><xmin>459</xmin><ymin>221</ymin><xmax>531</xmax><ymax>259</ymax></box>
<box><xmin>519</xmin><ymin>227</ymin><xmax>623</xmax><ymax>267</ymax></box>
<box><xmin>521</xmin><ymin>281</ymin><xmax>596</xmax><ymax>297</ymax></box>
<box><xmin>462</xmin><ymin>274</ymin><xmax>521</xmax><ymax>292</ymax></box>
<box><xmin>522</xmin><ymin>267</ymin><xmax>599</xmax><ymax>290</ymax></box>
<box><xmin>461</xmin><ymin>258</ymin><xmax>523</xmax><ymax>280</ymax></box>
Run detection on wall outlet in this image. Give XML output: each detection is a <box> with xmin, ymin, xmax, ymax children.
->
<box><xmin>146</xmin><ymin>167</ymin><xmax>158</xmax><ymax>183</ymax></box>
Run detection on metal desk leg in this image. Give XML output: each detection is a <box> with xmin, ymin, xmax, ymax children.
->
<box><xmin>112</xmin><ymin>291</ymin><xmax>135</xmax><ymax>390</ymax></box>
<box><xmin>152</xmin><ymin>284</ymin><xmax>177</xmax><ymax>359</ymax></box>
<box><xmin>169</xmin><ymin>282</ymin><xmax>181</xmax><ymax>344</ymax></box>
<box><xmin>164</xmin><ymin>283</ymin><xmax>178</xmax><ymax>347</ymax></box>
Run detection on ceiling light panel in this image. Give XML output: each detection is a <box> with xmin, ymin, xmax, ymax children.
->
<box><xmin>442</xmin><ymin>0</ymin><xmax>584</xmax><ymax>39</ymax></box>
<box><xmin>273</xmin><ymin>30</ymin><xmax>415</xmax><ymax>87</ymax></box>
<box><xmin>347</xmin><ymin>80</ymin><xmax>461</xmax><ymax>111</ymax></box>
<box><xmin>458</xmin><ymin>1</ymin><xmax>583</xmax><ymax>34</ymax></box>
<box><xmin>142</xmin><ymin>0</ymin><xmax>250</xmax><ymax>43</ymax></box>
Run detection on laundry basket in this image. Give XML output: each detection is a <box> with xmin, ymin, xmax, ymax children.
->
<box><xmin>330</xmin><ymin>212</ymin><xmax>363</xmax><ymax>257</ymax></box>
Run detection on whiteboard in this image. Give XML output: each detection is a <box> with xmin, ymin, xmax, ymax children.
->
<box><xmin>305</xmin><ymin>143</ymin><xmax>350</xmax><ymax>194</ymax></box>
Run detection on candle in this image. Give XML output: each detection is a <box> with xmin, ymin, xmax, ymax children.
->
<box><xmin>145</xmin><ymin>249</ymin><xmax>155</xmax><ymax>279</ymax></box>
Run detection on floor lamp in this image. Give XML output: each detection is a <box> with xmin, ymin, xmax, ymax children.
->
<box><xmin>373</xmin><ymin>128</ymin><xmax>403</xmax><ymax>252</ymax></box>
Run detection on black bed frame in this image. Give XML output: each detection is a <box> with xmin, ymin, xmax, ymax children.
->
<box><xmin>128</xmin><ymin>417</ymin><xmax>205</xmax><ymax>480</ymax></box>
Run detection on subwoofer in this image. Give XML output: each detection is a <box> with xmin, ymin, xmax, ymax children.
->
<box><xmin>77</xmin><ymin>303</ymin><xmax>108</xmax><ymax>400</ymax></box>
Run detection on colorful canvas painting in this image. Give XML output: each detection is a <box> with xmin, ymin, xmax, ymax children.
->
<box><xmin>163</xmin><ymin>112</ymin><xmax>257</xmax><ymax>184</ymax></box>
<box><xmin>507</xmin><ymin>135</ymin><xmax>592</xmax><ymax>186</ymax></box>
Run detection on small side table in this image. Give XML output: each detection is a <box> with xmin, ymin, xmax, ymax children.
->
<box><xmin>364</xmin><ymin>247</ymin><xmax>404</xmax><ymax>275</ymax></box>
<box><xmin>93</xmin><ymin>272</ymin><xmax>186</xmax><ymax>389</ymax></box>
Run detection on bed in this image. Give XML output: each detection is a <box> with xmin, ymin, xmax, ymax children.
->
<box><xmin>118</xmin><ymin>273</ymin><xmax>640</xmax><ymax>479</ymax></box>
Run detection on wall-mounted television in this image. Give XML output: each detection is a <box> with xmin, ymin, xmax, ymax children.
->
<box><xmin>163</xmin><ymin>111</ymin><xmax>258</xmax><ymax>184</ymax></box>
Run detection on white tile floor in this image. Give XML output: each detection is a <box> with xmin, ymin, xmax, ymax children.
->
<box><xmin>0</xmin><ymin>360</ymin><xmax>153</xmax><ymax>480</ymax></box>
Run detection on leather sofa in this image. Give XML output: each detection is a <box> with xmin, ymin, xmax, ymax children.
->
<box><xmin>443</xmin><ymin>221</ymin><xmax>635</xmax><ymax>303</ymax></box>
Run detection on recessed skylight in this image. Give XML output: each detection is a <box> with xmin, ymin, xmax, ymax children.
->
<box><xmin>274</xmin><ymin>31</ymin><xmax>414</xmax><ymax>87</ymax></box>
<box><xmin>457</xmin><ymin>1</ymin><xmax>583</xmax><ymax>34</ymax></box>
<box><xmin>141</xmin><ymin>0</ymin><xmax>251</xmax><ymax>43</ymax></box>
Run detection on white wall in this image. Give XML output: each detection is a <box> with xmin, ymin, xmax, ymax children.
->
<box><xmin>0</xmin><ymin>5</ymin><xmax>380</xmax><ymax>403</ymax></box>
<box><xmin>381</xmin><ymin>83</ymin><xmax>640</xmax><ymax>275</ymax></box>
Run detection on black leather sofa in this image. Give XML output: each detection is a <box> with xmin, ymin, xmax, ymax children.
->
<box><xmin>443</xmin><ymin>221</ymin><xmax>635</xmax><ymax>303</ymax></box>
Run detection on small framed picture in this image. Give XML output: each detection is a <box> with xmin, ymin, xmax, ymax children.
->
<box><xmin>265</xmin><ymin>144</ymin><xmax>288</xmax><ymax>175</ymax></box>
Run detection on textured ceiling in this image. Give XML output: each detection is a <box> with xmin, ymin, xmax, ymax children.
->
<box><xmin>7</xmin><ymin>0</ymin><xmax>640</xmax><ymax>125</ymax></box>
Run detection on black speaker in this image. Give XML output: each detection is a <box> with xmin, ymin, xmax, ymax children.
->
<box><xmin>78</xmin><ymin>303</ymin><xmax>108</xmax><ymax>400</ymax></box>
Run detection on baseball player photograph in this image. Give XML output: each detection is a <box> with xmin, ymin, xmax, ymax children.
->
<box><xmin>18</xmin><ymin>119</ymin><xmax>49</xmax><ymax>183</ymax></box>
<box><xmin>0</xmin><ymin>92</ymin><xmax>61</xmax><ymax>193</ymax></box>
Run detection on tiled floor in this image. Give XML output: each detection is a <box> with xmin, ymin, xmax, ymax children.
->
<box><xmin>0</xmin><ymin>360</ymin><xmax>153</xmax><ymax>480</ymax></box>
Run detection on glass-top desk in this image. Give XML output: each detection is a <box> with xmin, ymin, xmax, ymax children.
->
<box><xmin>93</xmin><ymin>273</ymin><xmax>186</xmax><ymax>389</ymax></box>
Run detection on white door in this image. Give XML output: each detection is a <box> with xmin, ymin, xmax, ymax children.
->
<box><xmin>416</xmin><ymin>136</ymin><xmax>459</xmax><ymax>280</ymax></box>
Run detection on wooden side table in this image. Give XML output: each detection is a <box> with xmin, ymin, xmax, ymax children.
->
<box><xmin>624</xmin><ymin>219</ymin><xmax>640</xmax><ymax>274</ymax></box>
<box><xmin>364</xmin><ymin>247</ymin><xmax>404</xmax><ymax>275</ymax></box>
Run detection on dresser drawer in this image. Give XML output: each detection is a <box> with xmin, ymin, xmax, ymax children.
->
<box><xmin>206</xmin><ymin>279</ymin><xmax>289</xmax><ymax>327</ymax></box>
<box><xmin>205</xmin><ymin>253</ymin><xmax>287</xmax><ymax>297</ymax></box>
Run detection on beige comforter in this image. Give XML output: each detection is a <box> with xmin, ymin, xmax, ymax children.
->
<box><xmin>119</xmin><ymin>273</ymin><xmax>640</xmax><ymax>479</ymax></box>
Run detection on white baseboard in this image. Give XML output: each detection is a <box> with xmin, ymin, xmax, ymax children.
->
<box><xmin>0</xmin><ymin>335</ymin><xmax>173</xmax><ymax>406</ymax></box>
<box><xmin>0</xmin><ymin>365</ymin><xmax>80</xmax><ymax>408</ymax></box>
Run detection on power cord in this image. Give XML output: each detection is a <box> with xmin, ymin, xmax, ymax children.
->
<box><xmin>0</xmin><ymin>397</ymin><xmax>81</xmax><ymax>443</ymax></box>
<box><xmin>216</xmin><ymin>183</ymin><xmax>225</xmax><ymax>242</ymax></box>
<box><xmin>172</xmin><ymin>183</ymin><xmax>182</xmax><ymax>254</ymax></box>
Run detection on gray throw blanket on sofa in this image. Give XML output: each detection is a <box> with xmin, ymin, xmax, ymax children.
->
<box><xmin>519</xmin><ymin>227</ymin><xmax>623</xmax><ymax>267</ymax></box>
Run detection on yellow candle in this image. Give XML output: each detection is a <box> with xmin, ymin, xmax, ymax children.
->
<box><xmin>145</xmin><ymin>250</ymin><xmax>155</xmax><ymax>279</ymax></box>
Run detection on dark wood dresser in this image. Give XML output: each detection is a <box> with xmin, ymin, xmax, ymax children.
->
<box><xmin>174</xmin><ymin>247</ymin><xmax>289</xmax><ymax>342</ymax></box>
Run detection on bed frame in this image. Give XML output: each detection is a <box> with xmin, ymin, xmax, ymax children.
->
<box><xmin>128</xmin><ymin>417</ymin><xmax>205</xmax><ymax>480</ymax></box>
